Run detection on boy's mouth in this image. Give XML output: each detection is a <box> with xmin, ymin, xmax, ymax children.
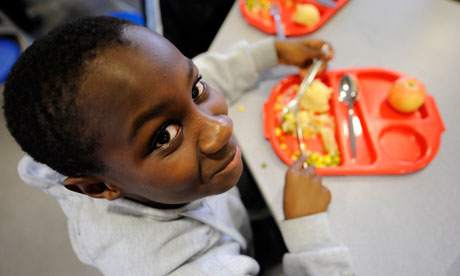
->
<box><xmin>212</xmin><ymin>144</ymin><xmax>241</xmax><ymax>178</ymax></box>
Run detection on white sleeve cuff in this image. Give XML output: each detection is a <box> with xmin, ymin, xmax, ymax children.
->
<box><xmin>279</xmin><ymin>212</ymin><xmax>337</xmax><ymax>253</ymax></box>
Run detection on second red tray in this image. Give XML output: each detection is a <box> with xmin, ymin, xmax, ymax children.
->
<box><xmin>263</xmin><ymin>67</ymin><xmax>445</xmax><ymax>175</ymax></box>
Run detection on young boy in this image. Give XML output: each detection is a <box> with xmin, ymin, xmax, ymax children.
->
<box><xmin>3</xmin><ymin>16</ymin><xmax>353</xmax><ymax>275</ymax></box>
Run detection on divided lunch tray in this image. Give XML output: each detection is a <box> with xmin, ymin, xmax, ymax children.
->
<box><xmin>263</xmin><ymin>67</ymin><xmax>445</xmax><ymax>175</ymax></box>
<box><xmin>240</xmin><ymin>0</ymin><xmax>349</xmax><ymax>36</ymax></box>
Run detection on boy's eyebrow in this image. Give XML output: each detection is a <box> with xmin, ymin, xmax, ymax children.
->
<box><xmin>129</xmin><ymin>101</ymin><xmax>168</xmax><ymax>143</ymax></box>
<box><xmin>129</xmin><ymin>59</ymin><xmax>195</xmax><ymax>143</ymax></box>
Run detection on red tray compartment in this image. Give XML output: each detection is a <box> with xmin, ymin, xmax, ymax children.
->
<box><xmin>263</xmin><ymin>67</ymin><xmax>445</xmax><ymax>175</ymax></box>
<box><xmin>240</xmin><ymin>0</ymin><xmax>349</xmax><ymax>36</ymax></box>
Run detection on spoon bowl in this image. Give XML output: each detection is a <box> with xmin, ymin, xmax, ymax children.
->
<box><xmin>338</xmin><ymin>74</ymin><xmax>359</xmax><ymax>105</ymax></box>
<box><xmin>338</xmin><ymin>74</ymin><xmax>359</xmax><ymax>160</ymax></box>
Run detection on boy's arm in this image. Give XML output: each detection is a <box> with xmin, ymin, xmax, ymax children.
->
<box><xmin>193</xmin><ymin>37</ymin><xmax>279</xmax><ymax>104</ymax></box>
<box><xmin>280</xmin><ymin>213</ymin><xmax>354</xmax><ymax>276</ymax></box>
<box><xmin>279</xmin><ymin>155</ymin><xmax>354</xmax><ymax>275</ymax></box>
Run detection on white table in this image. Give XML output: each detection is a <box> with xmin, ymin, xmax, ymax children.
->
<box><xmin>210</xmin><ymin>1</ymin><xmax>460</xmax><ymax>275</ymax></box>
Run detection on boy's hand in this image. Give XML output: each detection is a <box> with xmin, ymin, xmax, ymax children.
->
<box><xmin>274</xmin><ymin>38</ymin><xmax>334</xmax><ymax>77</ymax></box>
<box><xmin>283</xmin><ymin>155</ymin><xmax>331</xmax><ymax>220</ymax></box>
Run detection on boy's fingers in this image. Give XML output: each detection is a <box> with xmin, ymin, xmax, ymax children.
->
<box><xmin>322</xmin><ymin>44</ymin><xmax>334</xmax><ymax>60</ymax></box>
<box><xmin>304</xmin><ymin>162</ymin><xmax>317</xmax><ymax>175</ymax></box>
<box><xmin>318</xmin><ymin>62</ymin><xmax>328</xmax><ymax>74</ymax></box>
<box><xmin>313</xmin><ymin>174</ymin><xmax>322</xmax><ymax>183</ymax></box>
<box><xmin>291</xmin><ymin>154</ymin><xmax>309</xmax><ymax>170</ymax></box>
<box><xmin>301</xmin><ymin>59</ymin><xmax>314</xmax><ymax>69</ymax></box>
<box><xmin>301</xmin><ymin>40</ymin><xmax>333</xmax><ymax>58</ymax></box>
<box><xmin>300</xmin><ymin>39</ymin><xmax>325</xmax><ymax>49</ymax></box>
<box><xmin>298</xmin><ymin>46</ymin><xmax>333</xmax><ymax>71</ymax></box>
<box><xmin>291</xmin><ymin>155</ymin><xmax>318</xmax><ymax>175</ymax></box>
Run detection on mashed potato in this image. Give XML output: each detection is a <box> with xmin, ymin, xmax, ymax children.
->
<box><xmin>299</xmin><ymin>79</ymin><xmax>332</xmax><ymax>112</ymax></box>
<box><xmin>292</xmin><ymin>4</ymin><xmax>320</xmax><ymax>27</ymax></box>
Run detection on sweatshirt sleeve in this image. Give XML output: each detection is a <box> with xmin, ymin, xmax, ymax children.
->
<box><xmin>279</xmin><ymin>212</ymin><xmax>354</xmax><ymax>276</ymax></box>
<box><xmin>193</xmin><ymin>37</ymin><xmax>278</xmax><ymax>104</ymax></box>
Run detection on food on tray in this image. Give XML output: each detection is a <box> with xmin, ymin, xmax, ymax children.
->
<box><xmin>299</xmin><ymin>79</ymin><xmax>332</xmax><ymax>112</ymax></box>
<box><xmin>245</xmin><ymin>0</ymin><xmax>269</xmax><ymax>11</ymax></box>
<box><xmin>320</xmin><ymin>127</ymin><xmax>338</xmax><ymax>156</ymax></box>
<box><xmin>292</xmin><ymin>4</ymin><xmax>320</xmax><ymax>27</ymax></box>
<box><xmin>307</xmin><ymin>151</ymin><xmax>340</xmax><ymax>167</ymax></box>
<box><xmin>281</xmin><ymin>111</ymin><xmax>334</xmax><ymax>140</ymax></box>
<box><xmin>387</xmin><ymin>77</ymin><xmax>426</xmax><ymax>113</ymax></box>
<box><xmin>278</xmin><ymin>79</ymin><xmax>340</xmax><ymax>167</ymax></box>
<box><xmin>245</xmin><ymin>0</ymin><xmax>271</xmax><ymax>20</ymax></box>
<box><xmin>245</xmin><ymin>0</ymin><xmax>319</xmax><ymax>26</ymax></box>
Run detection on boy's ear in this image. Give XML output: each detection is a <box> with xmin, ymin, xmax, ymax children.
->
<box><xmin>63</xmin><ymin>177</ymin><xmax>123</xmax><ymax>201</ymax></box>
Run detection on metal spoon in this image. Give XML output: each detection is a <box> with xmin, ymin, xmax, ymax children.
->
<box><xmin>338</xmin><ymin>74</ymin><xmax>359</xmax><ymax>160</ymax></box>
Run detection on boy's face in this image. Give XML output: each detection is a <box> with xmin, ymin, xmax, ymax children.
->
<box><xmin>78</xmin><ymin>26</ymin><xmax>243</xmax><ymax>205</ymax></box>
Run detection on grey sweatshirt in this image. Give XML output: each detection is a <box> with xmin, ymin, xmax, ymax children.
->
<box><xmin>17</xmin><ymin>38</ymin><xmax>353</xmax><ymax>276</ymax></box>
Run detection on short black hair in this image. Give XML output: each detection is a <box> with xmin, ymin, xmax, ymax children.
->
<box><xmin>3</xmin><ymin>16</ymin><xmax>135</xmax><ymax>177</ymax></box>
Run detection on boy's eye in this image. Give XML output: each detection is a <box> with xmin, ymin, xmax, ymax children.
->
<box><xmin>153</xmin><ymin>123</ymin><xmax>180</xmax><ymax>149</ymax></box>
<box><xmin>192</xmin><ymin>77</ymin><xmax>205</xmax><ymax>100</ymax></box>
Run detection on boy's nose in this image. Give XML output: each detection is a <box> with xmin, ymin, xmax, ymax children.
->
<box><xmin>198</xmin><ymin>115</ymin><xmax>233</xmax><ymax>155</ymax></box>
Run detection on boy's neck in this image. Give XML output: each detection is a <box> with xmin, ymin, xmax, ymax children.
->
<box><xmin>126</xmin><ymin>194</ymin><xmax>188</xmax><ymax>210</ymax></box>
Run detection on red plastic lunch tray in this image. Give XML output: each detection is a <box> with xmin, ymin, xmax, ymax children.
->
<box><xmin>240</xmin><ymin>0</ymin><xmax>349</xmax><ymax>36</ymax></box>
<box><xmin>263</xmin><ymin>67</ymin><xmax>445</xmax><ymax>175</ymax></box>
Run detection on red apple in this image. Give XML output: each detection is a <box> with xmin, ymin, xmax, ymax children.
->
<box><xmin>387</xmin><ymin>77</ymin><xmax>426</xmax><ymax>113</ymax></box>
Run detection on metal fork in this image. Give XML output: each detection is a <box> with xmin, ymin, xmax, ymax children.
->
<box><xmin>279</xmin><ymin>43</ymin><xmax>331</xmax><ymax>122</ymax></box>
<box><xmin>270</xmin><ymin>0</ymin><xmax>285</xmax><ymax>39</ymax></box>
<box><xmin>281</xmin><ymin>43</ymin><xmax>330</xmax><ymax>165</ymax></box>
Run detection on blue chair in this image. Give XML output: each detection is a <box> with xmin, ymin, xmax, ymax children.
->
<box><xmin>0</xmin><ymin>37</ymin><xmax>21</xmax><ymax>84</ymax></box>
<box><xmin>1</xmin><ymin>10</ymin><xmax>30</xmax><ymax>84</ymax></box>
<box><xmin>106</xmin><ymin>11</ymin><xmax>145</xmax><ymax>26</ymax></box>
